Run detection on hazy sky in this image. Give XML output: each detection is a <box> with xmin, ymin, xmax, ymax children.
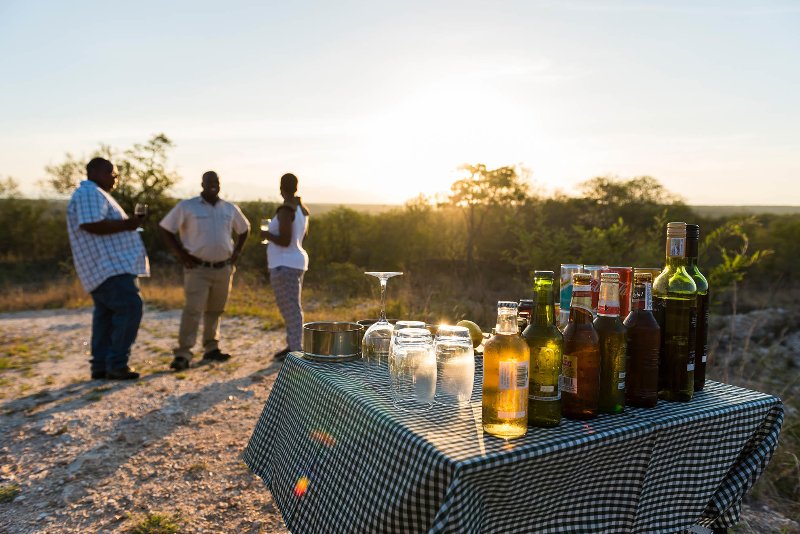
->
<box><xmin>1</xmin><ymin>0</ymin><xmax>798</xmax><ymax>204</ymax></box>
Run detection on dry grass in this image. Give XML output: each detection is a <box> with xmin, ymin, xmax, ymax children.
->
<box><xmin>0</xmin><ymin>279</ymin><xmax>90</xmax><ymax>312</ymax></box>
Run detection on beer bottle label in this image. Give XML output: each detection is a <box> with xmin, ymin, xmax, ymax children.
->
<box><xmin>498</xmin><ymin>361</ymin><xmax>529</xmax><ymax>391</ymax></box>
<box><xmin>531</xmin><ymin>384</ymin><xmax>561</xmax><ymax>401</ymax></box>
<box><xmin>530</xmin><ymin>347</ymin><xmax>561</xmax><ymax>401</ymax></box>
<box><xmin>561</xmin><ymin>354</ymin><xmax>578</xmax><ymax>394</ymax></box>
<box><xmin>570</xmin><ymin>284</ymin><xmax>593</xmax><ymax>314</ymax></box>
<box><xmin>497</xmin><ymin>361</ymin><xmax>529</xmax><ymax>419</ymax></box>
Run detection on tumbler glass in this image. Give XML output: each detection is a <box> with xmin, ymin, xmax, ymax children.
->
<box><xmin>434</xmin><ymin>325</ymin><xmax>475</xmax><ymax>406</ymax></box>
<box><xmin>389</xmin><ymin>327</ymin><xmax>436</xmax><ymax>412</ymax></box>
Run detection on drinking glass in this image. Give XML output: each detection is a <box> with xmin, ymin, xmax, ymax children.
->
<box><xmin>362</xmin><ymin>272</ymin><xmax>403</xmax><ymax>382</ymax></box>
<box><xmin>389</xmin><ymin>327</ymin><xmax>436</xmax><ymax>412</ymax></box>
<box><xmin>260</xmin><ymin>218</ymin><xmax>271</xmax><ymax>245</ymax></box>
<box><xmin>434</xmin><ymin>325</ymin><xmax>475</xmax><ymax>406</ymax></box>
<box><xmin>134</xmin><ymin>203</ymin><xmax>148</xmax><ymax>232</ymax></box>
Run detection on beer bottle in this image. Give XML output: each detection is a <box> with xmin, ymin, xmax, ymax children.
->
<box><xmin>623</xmin><ymin>273</ymin><xmax>660</xmax><ymax>408</ymax></box>
<box><xmin>523</xmin><ymin>271</ymin><xmax>563</xmax><ymax>428</ymax></box>
<box><xmin>653</xmin><ymin>222</ymin><xmax>697</xmax><ymax>402</ymax></box>
<box><xmin>594</xmin><ymin>272</ymin><xmax>627</xmax><ymax>414</ymax></box>
<box><xmin>483</xmin><ymin>301</ymin><xmax>530</xmax><ymax>439</ymax></box>
<box><xmin>561</xmin><ymin>273</ymin><xmax>600</xmax><ymax>420</ymax></box>
<box><xmin>686</xmin><ymin>224</ymin><xmax>709</xmax><ymax>391</ymax></box>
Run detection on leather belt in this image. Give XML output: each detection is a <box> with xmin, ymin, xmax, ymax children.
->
<box><xmin>198</xmin><ymin>259</ymin><xmax>231</xmax><ymax>268</ymax></box>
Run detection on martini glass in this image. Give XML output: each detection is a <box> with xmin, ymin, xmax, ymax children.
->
<box><xmin>363</xmin><ymin>271</ymin><xmax>403</xmax><ymax>384</ymax></box>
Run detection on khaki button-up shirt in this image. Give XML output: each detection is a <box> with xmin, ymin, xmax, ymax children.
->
<box><xmin>159</xmin><ymin>196</ymin><xmax>250</xmax><ymax>262</ymax></box>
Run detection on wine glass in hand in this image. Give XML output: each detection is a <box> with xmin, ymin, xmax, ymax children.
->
<box><xmin>260</xmin><ymin>218</ymin><xmax>271</xmax><ymax>245</ymax></box>
<box><xmin>134</xmin><ymin>203</ymin><xmax>148</xmax><ymax>232</ymax></box>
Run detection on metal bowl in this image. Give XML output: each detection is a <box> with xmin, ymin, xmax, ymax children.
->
<box><xmin>302</xmin><ymin>321</ymin><xmax>364</xmax><ymax>362</ymax></box>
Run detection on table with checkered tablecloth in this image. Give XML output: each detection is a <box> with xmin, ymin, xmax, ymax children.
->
<box><xmin>243</xmin><ymin>353</ymin><xmax>783</xmax><ymax>533</ymax></box>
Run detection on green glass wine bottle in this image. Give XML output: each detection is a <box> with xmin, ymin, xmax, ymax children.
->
<box><xmin>653</xmin><ymin>222</ymin><xmax>697</xmax><ymax>402</ymax></box>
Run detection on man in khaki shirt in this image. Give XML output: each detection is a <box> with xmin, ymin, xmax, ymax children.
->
<box><xmin>160</xmin><ymin>171</ymin><xmax>250</xmax><ymax>371</ymax></box>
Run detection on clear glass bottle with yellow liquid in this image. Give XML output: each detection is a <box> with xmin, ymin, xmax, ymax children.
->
<box><xmin>483</xmin><ymin>301</ymin><xmax>530</xmax><ymax>439</ymax></box>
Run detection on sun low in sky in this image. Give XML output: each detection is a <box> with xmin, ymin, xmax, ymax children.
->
<box><xmin>1</xmin><ymin>0</ymin><xmax>798</xmax><ymax>205</ymax></box>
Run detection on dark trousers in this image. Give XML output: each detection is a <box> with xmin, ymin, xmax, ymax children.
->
<box><xmin>90</xmin><ymin>274</ymin><xmax>143</xmax><ymax>372</ymax></box>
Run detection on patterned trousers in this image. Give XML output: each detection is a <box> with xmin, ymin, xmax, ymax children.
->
<box><xmin>270</xmin><ymin>266</ymin><xmax>305</xmax><ymax>351</ymax></box>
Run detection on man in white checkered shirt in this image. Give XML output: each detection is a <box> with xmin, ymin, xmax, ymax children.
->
<box><xmin>67</xmin><ymin>157</ymin><xmax>150</xmax><ymax>381</ymax></box>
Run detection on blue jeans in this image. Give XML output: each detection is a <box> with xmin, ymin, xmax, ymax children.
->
<box><xmin>90</xmin><ymin>274</ymin><xmax>143</xmax><ymax>373</ymax></box>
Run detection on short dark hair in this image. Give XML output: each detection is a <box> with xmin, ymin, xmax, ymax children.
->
<box><xmin>202</xmin><ymin>170</ymin><xmax>219</xmax><ymax>181</ymax></box>
<box><xmin>280</xmin><ymin>173</ymin><xmax>298</xmax><ymax>194</ymax></box>
<box><xmin>86</xmin><ymin>157</ymin><xmax>112</xmax><ymax>177</ymax></box>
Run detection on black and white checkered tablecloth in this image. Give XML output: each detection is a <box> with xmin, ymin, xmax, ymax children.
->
<box><xmin>243</xmin><ymin>353</ymin><xmax>783</xmax><ymax>533</ymax></box>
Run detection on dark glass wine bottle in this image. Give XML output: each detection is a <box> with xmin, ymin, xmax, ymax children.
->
<box><xmin>523</xmin><ymin>271</ymin><xmax>563</xmax><ymax>427</ymax></box>
<box><xmin>561</xmin><ymin>273</ymin><xmax>600</xmax><ymax>420</ymax></box>
<box><xmin>686</xmin><ymin>224</ymin><xmax>709</xmax><ymax>391</ymax></box>
<box><xmin>623</xmin><ymin>273</ymin><xmax>660</xmax><ymax>408</ymax></box>
<box><xmin>594</xmin><ymin>272</ymin><xmax>627</xmax><ymax>414</ymax></box>
<box><xmin>653</xmin><ymin>222</ymin><xmax>697</xmax><ymax>402</ymax></box>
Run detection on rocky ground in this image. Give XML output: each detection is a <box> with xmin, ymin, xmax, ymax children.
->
<box><xmin>0</xmin><ymin>308</ymin><xmax>288</xmax><ymax>533</ymax></box>
<box><xmin>0</xmin><ymin>307</ymin><xmax>798</xmax><ymax>533</ymax></box>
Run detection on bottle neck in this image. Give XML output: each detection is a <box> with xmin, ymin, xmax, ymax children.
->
<box><xmin>496</xmin><ymin>310</ymin><xmax>518</xmax><ymax>334</ymax></box>
<box><xmin>631</xmin><ymin>282</ymin><xmax>653</xmax><ymax>311</ymax></box>
<box><xmin>531</xmin><ymin>279</ymin><xmax>555</xmax><ymax>326</ymax></box>
<box><xmin>597</xmin><ymin>280</ymin><xmax>620</xmax><ymax>317</ymax></box>
<box><xmin>569</xmin><ymin>283</ymin><xmax>593</xmax><ymax>323</ymax></box>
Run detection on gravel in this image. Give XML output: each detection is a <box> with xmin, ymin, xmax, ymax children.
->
<box><xmin>0</xmin><ymin>308</ymin><xmax>288</xmax><ymax>533</ymax></box>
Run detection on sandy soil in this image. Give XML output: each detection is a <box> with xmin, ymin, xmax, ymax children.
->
<box><xmin>0</xmin><ymin>307</ymin><xmax>288</xmax><ymax>533</ymax></box>
<box><xmin>1</xmin><ymin>307</ymin><xmax>798</xmax><ymax>533</ymax></box>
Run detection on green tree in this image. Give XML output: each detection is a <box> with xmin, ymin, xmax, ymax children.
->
<box><xmin>447</xmin><ymin>164</ymin><xmax>529</xmax><ymax>269</ymax></box>
<box><xmin>578</xmin><ymin>175</ymin><xmax>687</xmax><ymax>228</ymax></box>
<box><xmin>43</xmin><ymin>134</ymin><xmax>181</xmax><ymax>257</ymax></box>
<box><xmin>702</xmin><ymin>217</ymin><xmax>773</xmax><ymax>314</ymax></box>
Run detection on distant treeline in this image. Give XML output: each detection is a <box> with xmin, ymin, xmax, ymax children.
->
<box><xmin>1</xmin><ymin>175</ymin><xmax>797</xmax><ymax>314</ymax></box>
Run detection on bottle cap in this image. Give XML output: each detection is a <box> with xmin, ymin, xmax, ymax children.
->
<box><xmin>533</xmin><ymin>270</ymin><xmax>554</xmax><ymax>279</ymax></box>
<box><xmin>600</xmin><ymin>272</ymin><xmax>620</xmax><ymax>282</ymax></box>
<box><xmin>666</xmin><ymin>221</ymin><xmax>687</xmax><ymax>238</ymax></box>
<box><xmin>572</xmin><ymin>273</ymin><xmax>591</xmax><ymax>284</ymax></box>
<box><xmin>633</xmin><ymin>272</ymin><xmax>653</xmax><ymax>284</ymax></box>
<box><xmin>497</xmin><ymin>301</ymin><xmax>518</xmax><ymax>309</ymax></box>
<box><xmin>686</xmin><ymin>223</ymin><xmax>700</xmax><ymax>240</ymax></box>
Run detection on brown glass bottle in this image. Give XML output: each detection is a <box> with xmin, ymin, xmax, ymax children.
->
<box><xmin>623</xmin><ymin>273</ymin><xmax>661</xmax><ymax>408</ymax></box>
<box><xmin>594</xmin><ymin>272</ymin><xmax>627</xmax><ymax>414</ymax></box>
<box><xmin>653</xmin><ymin>222</ymin><xmax>697</xmax><ymax>402</ymax></box>
<box><xmin>523</xmin><ymin>271</ymin><xmax>563</xmax><ymax>428</ymax></box>
<box><xmin>686</xmin><ymin>224</ymin><xmax>709</xmax><ymax>391</ymax></box>
<box><xmin>561</xmin><ymin>273</ymin><xmax>600</xmax><ymax>420</ymax></box>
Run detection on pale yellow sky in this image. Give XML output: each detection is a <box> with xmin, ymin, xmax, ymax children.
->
<box><xmin>1</xmin><ymin>1</ymin><xmax>798</xmax><ymax>205</ymax></box>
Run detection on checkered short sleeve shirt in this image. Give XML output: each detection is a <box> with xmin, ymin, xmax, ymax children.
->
<box><xmin>67</xmin><ymin>180</ymin><xmax>150</xmax><ymax>292</ymax></box>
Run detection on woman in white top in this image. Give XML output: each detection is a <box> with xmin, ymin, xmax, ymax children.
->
<box><xmin>262</xmin><ymin>173</ymin><xmax>309</xmax><ymax>360</ymax></box>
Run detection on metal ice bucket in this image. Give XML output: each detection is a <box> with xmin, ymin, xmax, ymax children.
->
<box><xmin>302</xmin><ymin>321</ymin><xmax>363</xmax><ymax>362</ymax></box>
